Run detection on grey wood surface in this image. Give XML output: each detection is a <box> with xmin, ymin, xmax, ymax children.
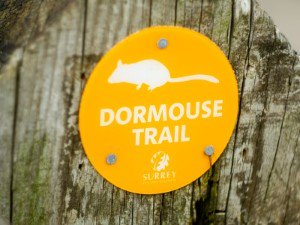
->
<box><xmin>0</xmin><ymin>0</ymin><xmax>299</xmax><ymax>224</ymax></box>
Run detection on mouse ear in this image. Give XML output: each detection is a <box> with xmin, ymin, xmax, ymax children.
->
<box><xmin>117</xmin><ymin>60</ymin><xmax>123</xmax><ymax>67</ymax></box>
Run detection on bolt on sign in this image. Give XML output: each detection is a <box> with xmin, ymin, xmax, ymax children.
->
<box><xmin>79</xmin><ymin>26</ymin><xmax>238</xmax><ymax>194</ymax></box>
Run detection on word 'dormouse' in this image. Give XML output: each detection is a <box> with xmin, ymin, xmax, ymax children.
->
<box><xmin>108</xmin><ymin>59</ymin><xmax>219</xmax><ymax>90</ymax></box>
<box><xmin>100</xmin><ymin>100</ymin><xmax>223</xmax><ymax>126</ymax></box>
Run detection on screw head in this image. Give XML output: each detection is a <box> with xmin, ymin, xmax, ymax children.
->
<box><xmin>106</xmin><ymin>153</ymin><xmax>117</xmax><ymax>165</ymax></box>
<box><xmin>204</xmin><ymin>146</ymin><xmax>214</xmax><ymax>156</ymax></box>
<box><xmin>157</xmin><ymin>38</ymin><xmax>168</xmax><ymax>49</ymax></box>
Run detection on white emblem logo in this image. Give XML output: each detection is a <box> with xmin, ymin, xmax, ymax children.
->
<box><xmin>151</xmin><ymin>151</ymin><xmax>170</xmax><ymax>171</ymax></box>
<box><xmin>108</xmin><ymin>59</ymin><xmax>219</xmax><ymax>90</ymax></box>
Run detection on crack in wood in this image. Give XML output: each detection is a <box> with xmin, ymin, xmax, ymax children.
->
<box><xmin>9</xmin><ymin>53</ymin><xmax>23</xmax><ymax>224</ymax></box>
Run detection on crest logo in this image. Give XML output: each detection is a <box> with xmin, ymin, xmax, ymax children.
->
<box><xmin>151</xmin><ymin>151</ymin><xmax>170</xmax><ymax>171</ymax></box>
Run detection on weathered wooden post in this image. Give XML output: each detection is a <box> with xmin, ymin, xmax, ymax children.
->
<box><xmin>0</xmin><ymin>0</ymin><xmax>299</xmax><ymax>224</ymax></box>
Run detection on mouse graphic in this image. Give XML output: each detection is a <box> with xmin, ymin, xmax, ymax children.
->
<box><xmin>108</xmin><ymin>59</ymin><xmax>219</xmax><ymax>90</ymax></box>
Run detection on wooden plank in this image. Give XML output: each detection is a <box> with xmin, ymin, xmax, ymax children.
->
<box><xmin>0</xmin><ymin>0</ymin><xmax>72</xmax><ymax>222</ymax></box>
<box><xmin>9</xmin><ymin>1</ymin><xmax>84</xmax><ymax>224</ymax></box>
<box><xmin>0</xmin><ymin>0</ymin><xmax>299</xmax><ymax>224</ymax></box>
<box><xmin>222</xmin><ymin>1</ymin><xmax>300</xmax><ymax>224</ymax></box>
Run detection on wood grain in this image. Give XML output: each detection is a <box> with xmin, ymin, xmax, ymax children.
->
<box><xmin>0</xmin><ymin>0</ymin><xmax>299</xmax><ymax>224</ymax></box>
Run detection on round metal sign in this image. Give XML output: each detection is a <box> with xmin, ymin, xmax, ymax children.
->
<box><xmin>79</xmin><ymin>26</ymin><xmax>238</xmax><ymax>194</ymax></box>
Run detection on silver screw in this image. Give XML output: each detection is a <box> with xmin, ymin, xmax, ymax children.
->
<box><xmin>157</xmin><ymin>38</ymin><xmax>168</xmax><ymax>49</ymax></box>
<box><xmin>106</xmin><ymin>153</ymin><xmax>117</xmax><ymax>165</ymax></box>
<box><xmin>204</xmin><ymin>146</ymin><xmax>214</xmax><ymax>156</ymax></box>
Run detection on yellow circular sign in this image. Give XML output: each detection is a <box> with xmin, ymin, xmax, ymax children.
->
<box><xmin>79</xmin><ymin>26</ymin><xmax>238</xmax><ymax>194</ymax></box>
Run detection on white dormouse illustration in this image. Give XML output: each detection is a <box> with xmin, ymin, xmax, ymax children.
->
<box><xmin>108</xmin><ymin>59</ymin><xmax>219</xmax><ymax>90</ymax></box>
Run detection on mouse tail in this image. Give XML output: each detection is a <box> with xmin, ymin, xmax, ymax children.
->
<box><xmin>168</xmin><ymin>74</ymin><xmax>219</xmax><ymax>83</ymax></box>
